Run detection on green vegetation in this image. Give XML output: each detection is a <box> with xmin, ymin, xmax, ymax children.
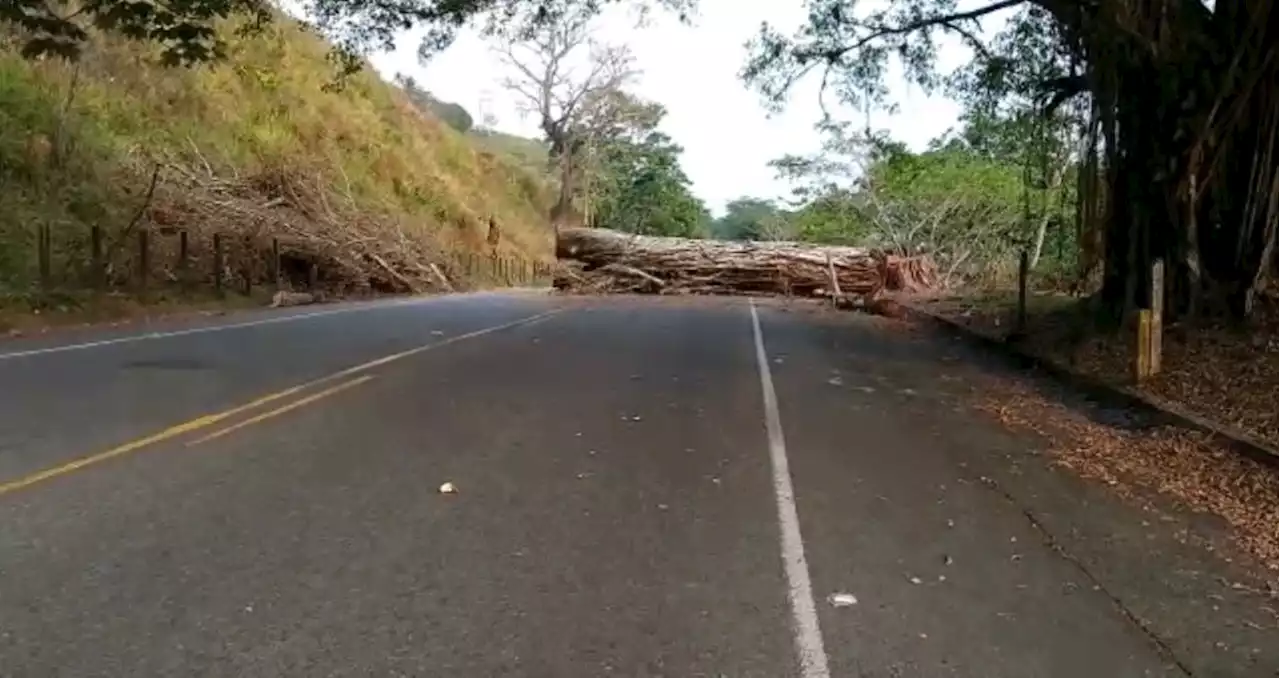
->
<box><xmin>745</xmin><ymin>0</ymin><xmax>1277</xmax><ymax>320</ymax></box>
<box><xmin>487</xmin><ymin>4</ymin><xmax>710</xmax><ymax>238</ymax></box>
<box><xmin>0</xmin><ymin>18</ymin><xmax>555</xmax><ymax>294</ymax></box>
<box><xmin>731</xmin><ymin>118</ymin><xmax>1075</xmax><ymax>288</ymax></box>
<box><xmin>587</xmin><ymin>107</ymin><xmax>710</xmax><ymax>238</ymax></box>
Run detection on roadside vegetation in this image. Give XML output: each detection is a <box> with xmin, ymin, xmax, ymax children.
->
<box><xmin>0</xmin><ymin>17</ymin><xmax>564</xmax><ymax>312</ymax></box>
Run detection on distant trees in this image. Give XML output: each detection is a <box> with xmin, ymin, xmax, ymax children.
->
<box><xmin>394</xmin><ymin>74</ymin><xmax>474</xmax><ymax>133</ymax></box>
<box><xmin>492</xmin><ymin>4</ymin><xmax>707</xmax><ymax>236</ymax></box>
<box><xmin>725</xmin><ymin>117</ymin><xmax>1064</xmax><ymax>287</ymax></box>
<box><xmin>494</xmin><ymin>3</ymin><xmax>638</xmax><ymax>228</ymax></box>
<box><xmin>589</xmin><ymin>121</ymin><xmax>710</xmax><ymax>238</ymax></box>
<box><xmin>709</xmin><ymin>198</ymin><xmax>784</xmax><ymax>241</ymax></box>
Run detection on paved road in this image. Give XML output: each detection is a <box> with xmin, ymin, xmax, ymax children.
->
<box><xmin>0</xmin><ymin>293</ymin><xmax>1274</xmax><ymax>677</ymax></box>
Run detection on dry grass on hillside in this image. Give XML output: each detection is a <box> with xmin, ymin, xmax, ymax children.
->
<box><xmin>0</xmin><ymin>18</ymin><xmax>553</xmax><ymax>297</ymax></box>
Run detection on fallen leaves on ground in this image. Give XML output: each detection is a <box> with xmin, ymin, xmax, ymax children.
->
<box><xmin>973</xmin><ymin>375</ymin><xmax>1278</xmax><ymax>573</ymax></box>
<box><xmin>916</xmin><ymin>293</ymin><xmax>1278</xmax><ymax>445</ymax></box>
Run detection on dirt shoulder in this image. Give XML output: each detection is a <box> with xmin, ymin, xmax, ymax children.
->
<box><xmin>0</xmin><ymin>290</ymin><xmax>277</xmax><ymax>341</ymax></box>
<box><xmin>909</xmin><ymin>291</ymin><xmax>1278</xmax><ymax>449</ymax></box>
<box><xmin>896</xmin><ymin>290</ymin><xmax>1277</xmax><ymax>580</ymax></box>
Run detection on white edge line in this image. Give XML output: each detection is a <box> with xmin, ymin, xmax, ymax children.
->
<box><xmin>0</xmin><ymin>295</ymin><xmax>492</xmax><ymax>361</ymax></box>
<box><xmin>749</xmin><ymin>298</ymin><xmax>833</xmax><ymax>678</ymax></box>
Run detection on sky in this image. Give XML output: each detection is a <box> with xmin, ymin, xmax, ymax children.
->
<box><xmin>368</xmin><ymin>0</ymin><xmax>976</xmax><ymax>215</ymax></box>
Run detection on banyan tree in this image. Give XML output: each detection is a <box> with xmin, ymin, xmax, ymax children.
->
<box><xmin>744</xmin><ymin>0</ymin><xmax>1278</xmax><ymax>320</ymax></box>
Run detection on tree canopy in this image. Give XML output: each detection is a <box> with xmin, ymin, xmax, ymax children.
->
<box><xmin>3</xmin><ymin>0</ymin><xmax>694</xmax><ymax>71</ymax></box>
<box><xmin>590</xmin><ymin>127</ymin><xmax>710</xmax><ymax>237</ymax></box>
<box><xmin>744</xmin><ymin>0</ymin><xmax>1277</xmax><ymax>319</ymax></box>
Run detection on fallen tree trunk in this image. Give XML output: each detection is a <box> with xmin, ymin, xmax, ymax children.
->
<box><xmin>556</xmin><ymin>227</ymin><xmax>888</xmax><ymax>298</ymax></box>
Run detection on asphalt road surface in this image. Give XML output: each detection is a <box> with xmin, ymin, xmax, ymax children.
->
<box><xmin>0</xmin><ymin>293</ymin><xmax>1274</xmax><ymax>677</ymax></box>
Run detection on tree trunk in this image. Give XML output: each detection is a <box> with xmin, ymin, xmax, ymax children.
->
<box><xmin>555</xmin><ymin>226</ymin><xmax>898</xmax><ymax>297</ymax></box>
<box><xmin>1092</xmin><ymin>0</ymin><xmax>1277</xmax><ymax>322</ymax></box>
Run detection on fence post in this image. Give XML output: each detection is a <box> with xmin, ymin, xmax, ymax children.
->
<box><xmin>1013</xmin><ymin>250</ymin><xmax>1029</xmax><ymax>337</ymax></box>
<box><xmin>271</xmin><ymin>237</ymin><xmax>281</xmax><ymax>291</ymax></box>
<box><xmin>177</xmin><ymin>230</ymin><xmax>190</xmax><ymax>290</ymax></box>
<box><xmin>38</xmin><ymin>223</ymin><xmax>52</xmax><ymax>290</ymax></box>
<box><xmin>137</xmin><ymin>229</ymin><xmax>150</xmax><ymax>294</ymax></box>
<box><xmin>90</xmin><ymin>225</ymin><xmax>104</xmax><ymax>289</ymax></box>
<box><xmin>1135</xmin><ymin>310</ymin><xmax>1152</xmax><ymax>383</ymax></box>
<box><xmin>213</xmin><ymin>233</ymin><xmax>224</xmax><ymax>297</ymax></box>
<box><xmin>241</xmin><ymin>235</ymin><xmax>253</xmax><ymax>296</ymax></box>
<box><xmin>1134</xmin><ymin>259</ymin><xmax>1165</xmax><ymax>383</ymax></box>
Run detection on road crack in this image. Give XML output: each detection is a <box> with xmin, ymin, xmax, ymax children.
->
<box><xmin>974</xmin><ymin>474</ymin><xmax>1196</xmax><ymax>677</ymax></box>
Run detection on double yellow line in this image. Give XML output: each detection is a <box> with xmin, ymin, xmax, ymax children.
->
<box><xmin>0</xmin><ymin>309</ymin><xmax>561</xmax><ymax>499</ymax></box>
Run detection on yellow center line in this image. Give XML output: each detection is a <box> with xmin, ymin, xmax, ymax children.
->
<box><xmin>0</xmin><ymin>383</ymin><xmax>313</xmax><ymax>498</ymax></box>
<box><xmin>0</xmin><ymin>308</ymin><xmax>564</xmax><ymax>499</ymax></box>
<box><xmin>187</xmin><ymin>375</ymin><xmax>373</xmax><ymax>447</ymax></box>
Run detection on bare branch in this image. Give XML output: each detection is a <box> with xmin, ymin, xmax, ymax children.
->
<box><xmin>494</xmin><ymin>7</ymin><xmax>637</xmax><ymax>146</ymax></box>
<box><xmin>796</xmin><ymin>0</ymin><xmax>1025</xmax><ymax>65</ymax></box>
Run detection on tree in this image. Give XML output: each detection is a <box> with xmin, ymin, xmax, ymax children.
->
<box><xmin>940</xmin><ymin>8</ymin><xmax>1080</xmax><ymax>270</ymax></box>
<box><xmin>743</xmin><ymin>0</ymin><xmax>1278</xmax><ymax>319</ymax></box>
<box><xmin>592</xmin><ymin>129</ymin><xmax>710</xmax><ymax>237</ymax></box>
<box><xmin>711</xmin><ymin>197</ymin><xmax>783</xmax><ymax>241</ymax></box>
<box><xmin>494</xmin><ymin>4</ymin><xmax>639</xmax><ymax>227</ymax></box>
<box><xmin>2</xmin><ymin>0</ymin><xmax>694</xmax><ymax>75</ymax></box>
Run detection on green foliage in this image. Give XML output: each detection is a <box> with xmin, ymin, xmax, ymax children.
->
<box><xmin>761</xmin><ymin>117</ymin><xmax>1079</xmax><ymax>285</ymax></box>
<box><xmin>745</xmin><ymin>2</ymin><xmax>1083</xmax><ymax>284</ymax></box>
<box><xmin>558</xmin><ymin>94</ymin><xmax>709</xmax><ymax>238</ymax></box>
<box><xmin>710</xmin><ymin>197</ymin><xmax>782</xmax><ymax>241</ymax></box>
<box><xmin>2</xmin><ymin>0</ymin><xmax>695</xmax><ymax>83</ymax></box>
<box><xmin>1</xmin><ymin>0</ymin><xmax>272</xmax><ymax>64</ymax></box>
<box><xmin>592</xmin><ymin>130</ymin><xmax>709</xmax><ymax>237</ymax></box>
<box><xmin>785</xmin><ymin>192</ymin><xmax>866</xmax><ymax>245</ymax></box>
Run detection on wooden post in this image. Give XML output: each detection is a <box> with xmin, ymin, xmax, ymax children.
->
<box><xmin>213</xmin><ymin>233</ymin><xmax>224</xmax><ymax>297</ymax></box>
<box><xmin>271</xmin><ymin>237</ymin><xmax>281</xmax><ymax>290</ymax></box>
<box><xmin>241</xmin><ymin>236</ymin><xmax>253</xmax><ymax>296</ymax></box>
<box><xmin>1015</xmin><ymin>250</ymin><xmax>1029</xmax><ymax>335</ymax></box>
<box><xmin>1135</xmin><ymin>309</ymin><xmax>1152</xmax><ymax>382</ymax></box>
<box><xmin>38</xmin><ymin>223</ymin><xmax>51</xmax><ymax>289</ymax></box>
<box><xmin>91</xmin><ymin>225</ymin><xmax>104</xmax><ymax>289</ymax></box>
<box><xmin>177</xmin><ymin>230</ymin><xmax>190</xmax><ymax>289</ymax></box>
<box><xmin>137</xmin><ymin>229</ymin><xmax>150</xmax><ymax>293</ymax></box>
<box><xmin>307</xmin><ymin>262</ymin><xmax>318</xmax><ymax>291</ymax></box>
<box><xmin>1134</xmin><ymin>259</ymin><xmax>1166</xmax><ymax>383</ymax></box>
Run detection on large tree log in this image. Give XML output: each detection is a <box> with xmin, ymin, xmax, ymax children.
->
<box><xmin>555</xmin><ymin>227</ymin><xmax>890</xmax><ymax>297</ymax></box>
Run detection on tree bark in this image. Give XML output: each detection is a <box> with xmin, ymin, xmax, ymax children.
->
<box><xmin>1092</xmin><ymin>0</ymin><xmax>1277</xmax><ymax>321</ymax></box>
<box><xmin>555</xmin><ymin>227</ymin><xmax>894</xmax><ymax>297</ymax></box>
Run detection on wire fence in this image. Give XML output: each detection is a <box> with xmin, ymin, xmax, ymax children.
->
<box><xmin>25</xmin><ymin>223</ymin><xmax>554</xmax><ymax>300</ymax></box>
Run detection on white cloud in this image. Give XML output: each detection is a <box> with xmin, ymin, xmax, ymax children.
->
<box><xmin>368</xmin><ymin>0</ymin><xmax>976</xmax><ymax>215</ymax></box>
